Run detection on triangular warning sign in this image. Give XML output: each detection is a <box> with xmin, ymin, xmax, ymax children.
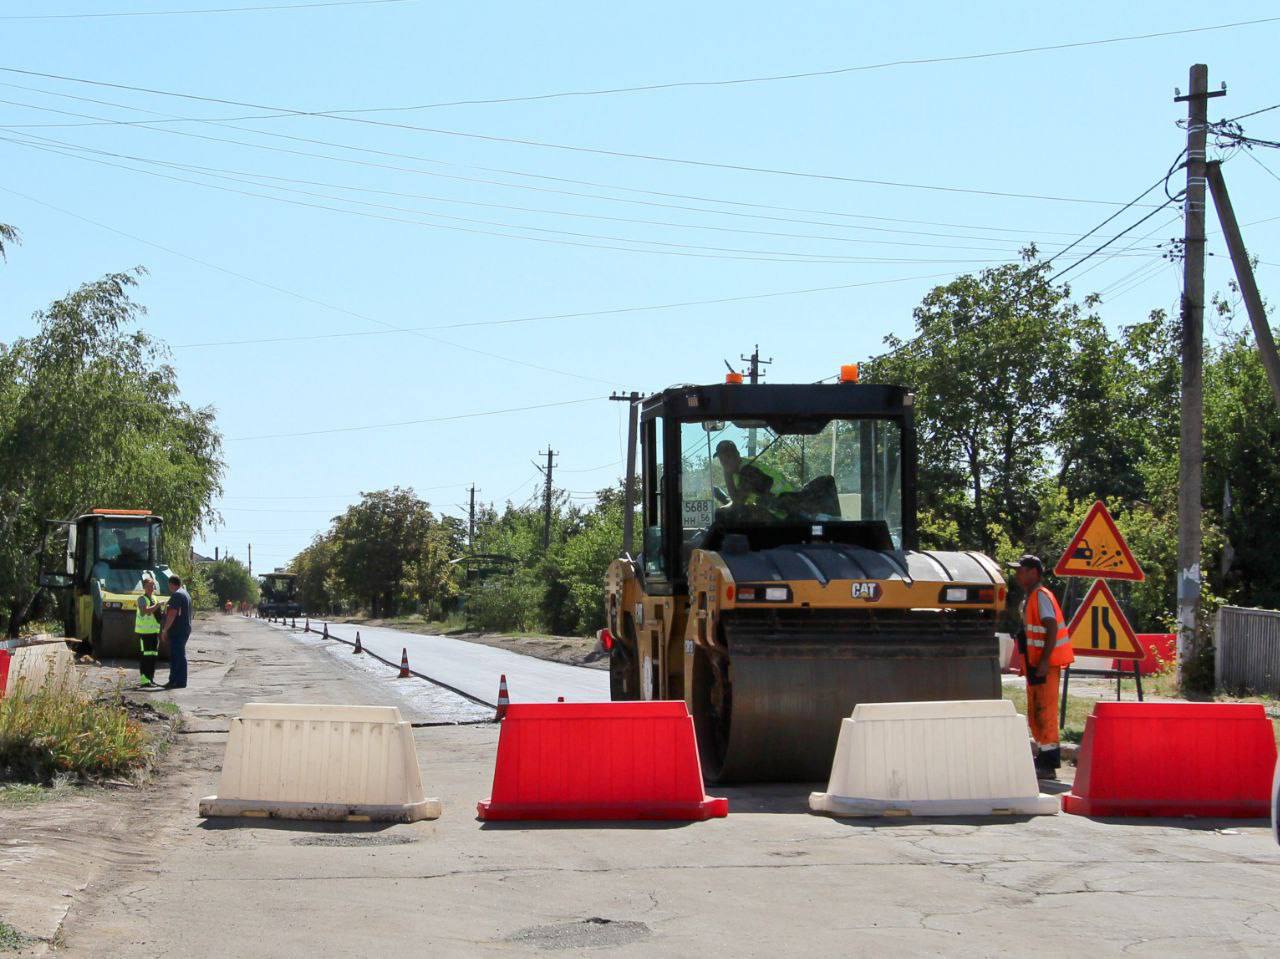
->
<box><xmin>1054</xmin><ymin>500</ymin><xmax>1144</xmax><ymax>581</ymax></box>
<box><xmin>1067</xmin><ymin>580</ymin><xmax>1144</xmax><ymax>659</ymax></box>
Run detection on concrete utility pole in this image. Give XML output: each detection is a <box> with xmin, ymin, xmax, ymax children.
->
<box><xmin>536</xmin><ymin>446</ymin><xmax>558</xmax><ymax>550</ymax></box>
<box><xmin>467</xmin><ymin>484</ymin><xmax>477</xmax><ymax>548</ymax></box>
<box><xmin>1206</xmin><ymin>161</ymin><xmax>1280</xmax><ymax>409</ymax></box>
<box><xmin>1173</xmin><ymin>65</ymin><xmax>1224</xmax><ymax>673</ymax></box>
<box><xmin>247</xmin><ymin>543</ymin><xmax>252</xmax><ymax>576</ymax></box>
<box><xmin>214</xmin><ymin>546</ymin><xmax>219</xmax><ymax>562</ymax></box>
<box><xmin>609</xmin><ymin>391</ymin><xmax>641</xmax><ymax>556</ymax></box>
<box><xmin>740</xmin><ymin>345</ymin><xmax>772</xmax><ymax>456</ymax></box>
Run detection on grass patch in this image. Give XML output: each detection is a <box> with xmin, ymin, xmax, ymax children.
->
<box><xmin>1003</xmin><ymin>685</ymin><xmax>1096</xmax><ymax>743</ymax></box>
<box><xmin>0</xmin><ymin>919</ymin><xmax>32</xmax><ymax>952</ymax></box>
<box><xmin>0</xmin><ymin>683</ymin><xmax>150</xmax><ymax>785</ymax></box>
<box><xmin>152</xmin><ymin>700</ymin><xmax>181</xmax><ymax>718</ymax></box>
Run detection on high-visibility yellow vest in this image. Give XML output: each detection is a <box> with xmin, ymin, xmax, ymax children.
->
<box><xmin>1023</xmin><ymin>585</ymin><xmax>1073</xmax><ymax>667</ymax></box>
<box><xmin>136</xmin><ymin>594</ymin><xmax>162</xmax><ymax>635</ymax></box>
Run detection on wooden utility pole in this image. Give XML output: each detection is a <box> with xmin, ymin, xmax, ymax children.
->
<box><xmin>536</xmin><ymin>446</ymin><xmax>557</xmax><ymax>550</ymax></box>
<box><xmin>1206</xmin><ymin>161</ymin><xmax>1280</xmax><ymax>409</ymax></box>
<box><xmin>467</xmin><ymin>483</ymin><xmax>477</xmax><ymax>547</ymax></box>
<box><xmin>1173</xmin><ymin>65</ymin><xmax>1224</xmax><ymax>673</ymax></box>
<box><xmin>609</xmin><ymin>390</ymin><xmax>641</xmax><ymax>556</ymax></box>
<box><xmin>739</xmin><ymin>344</ymin><xmax>772</xmax><ymax>456</ymax></box>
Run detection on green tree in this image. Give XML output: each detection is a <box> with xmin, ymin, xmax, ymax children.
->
<box><xmin>403</xmin><ymin>518</ymin><xmax>466</xmax><ymax>619</ymax></box>
<box><xmin>868</xmin><ymin>254</ymin><xmax>1103</xmax><ymax>552</ymax></box>
<box><xmin>200</xmin><ymin>557</ymin><xmax>259</xmax><ymax>608</ymax></box>
<box><xmin>0</xmin><ymin>270</ymin><xmax>223</xmax><ymax>635</ymax></box>
<box><xmin>331</xmin><ymin>488</ymin><xmax>438</xmax><ymax>616</ymax></box>
<box><xmin>293</xmin><ymin>533</ymin><xmax>343</xmax><ymax>615</ymax></box>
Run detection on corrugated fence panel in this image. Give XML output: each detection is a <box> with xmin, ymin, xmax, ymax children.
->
<box><xmin>1216</xmin><ymin>606</ymin><xmax>1280</xmax><ymax>696</ymax></box>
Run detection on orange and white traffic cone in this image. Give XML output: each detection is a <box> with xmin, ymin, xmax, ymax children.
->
<box><xmin>304</xmin><ymin>618</ymin><xmax>310</xmax><ymax>633</ymax></box>
<box><xmin>353</xmin><ymin>631</ymin><xmax>363</xmax><ymax>654</ymax></box>
<box><xmin>495</xmin><ymin>674</ymin><xmax>510</xmax><ymax>721</ymax></box>
<box><xmin>322</xmin><ymin>622</ymin><xmax>329</xmax><ymax>639</ymax></box>
<box><xmin>398</xmin><ymin>648</ymin><xmax>411</xmax><ymax>678</ymax></box>
<box><xmin>292</xmin><ymin>617</ymin><xmax>297</xmax><ymax>629</ymax></box>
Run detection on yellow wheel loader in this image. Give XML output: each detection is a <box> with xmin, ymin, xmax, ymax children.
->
<box><xmin>602</xmin><ymin>375</ymin><xmax>1006</xmax><ymax>783</ymax></box>
<box><xmin>40</xmin><ymin>509</ymin><xmax>173</xmax><ymax>660</ymax></box>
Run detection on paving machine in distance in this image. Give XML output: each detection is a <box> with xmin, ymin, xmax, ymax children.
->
<box><xmin>257</xmin><ymin>571</ymin><xmax>302</xmax><ymax>619</ymax></box>
<box><xmin>39</xmin><ymin>509</ymin><xmax>172</xmax><ymax>660</ymax></box>
<box><xmin>602</xmin><ymin>371</ymin><xmax>1006</xmax><ymax>783</ymax></box>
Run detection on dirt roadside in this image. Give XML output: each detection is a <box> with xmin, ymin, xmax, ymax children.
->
<box><xmin>324</xmin><ymin>614</ymin><xmax>608</xmax><ymax>669</ymax></box>
<box><xmin>8</xmin><ymin>616</ymin><xmax>1280</xmax><ymax>958</ymax></box>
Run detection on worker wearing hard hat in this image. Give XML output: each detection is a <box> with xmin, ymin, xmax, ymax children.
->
<box><xmin>1009</xmin><ymin>554</ymin><xmax>1074</xmax><ymax>778</ymax></box>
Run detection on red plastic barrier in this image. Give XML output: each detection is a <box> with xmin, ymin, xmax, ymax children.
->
<box><xmin>1004</xmin><ymin>644</ymin><xmax>1026</xmax><ymax>676</ymax></box>
<box><xmin>0</xmin><ymin>650</ymin><xmax>9</xmax><ymax>699</ymax></box>
<box><xmin>1112</xmin><ymin>633</ymin><xmax>1176</xmax><ymax>675</ymax></box>
<box><xmin>476</xmin><ymin>701</ymin><xmax>728</xmax><ymax>821</ymax></box>
<box><xmin>1064</xmin><ymin>702</ymin><xmax>1278</xmax><ymax>818</ymax></box>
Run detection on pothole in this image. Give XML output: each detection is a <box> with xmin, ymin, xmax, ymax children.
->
<box><xmin>291</xmin><ymin>833</ymin><xmax>418</xmax><ymax>847</ymax></box>
<box><xmin>505</xmin><ymin>917</ymin><xmax>651</xmax><ymax>951</ymax></box>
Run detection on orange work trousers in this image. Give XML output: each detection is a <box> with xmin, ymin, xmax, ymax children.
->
<box><xmin>1026</xmin><ymin>665</ymin><xmax>1061</xmax><ymax>745</ymax></box>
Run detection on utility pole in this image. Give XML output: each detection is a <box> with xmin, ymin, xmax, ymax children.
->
<box><xmin>739</xmin><ymin>344</ymin><xmax>772</xmax><ymax>456</ymax></box>
<box><xmin>610</xmin><ymin>390</ymin><xmax>641</xmax><ymax>556</ymax></box>
<box><xmin>214</xmin><ymin>546</ymin><xmax>219</xmax><ymax>562</ymax></box>
<box><xmin>247</xmin><ymin>543</ymin><xmax>252</xmax><ymax>576</ymax></box>
<box><xmin>467</xmin><ymin>484</ymin><xmax>477</xmax><ymax>548</ymax></box>
<box><xmin>535</xmin><ymin>446</ymin><xmax>558</xmax><ymax>550</ymax></box>
<box><xmin>1206</xmin><ymin>161</ymin><xmax>1280</xmax><ymax>409</ymax></box>
<box><xmin>1173</xmin><ymin>65</ymin><xmax>1224</xmax><ymax>675</ymax></box>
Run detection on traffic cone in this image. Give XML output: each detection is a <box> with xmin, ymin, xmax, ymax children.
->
<box><xmin>398</xmin><ymin>648</ymin><xmax>411</xmax><ymax>679</ymax></box>
<box><xmin>353</xmin><ymin>631</ymin><xmax>363</xmax><ymax>654</ymax></box>
<box><xmin>322</xmin><ymin>622</ymin><xmax>329</xmax><ymax>639</ymax></box>
<box><xmin>304</xmin><ymin>618</ymin><xmax>310</xmax><ymax>633</ymax></box>
<box><xmin>292</xmin><ymin>617</ymin><xmax>297</xmax><ymax>629</ymax></box>
<box><xmin>495</xmin><ymin>674</ymin><xmax>510</xmax><ymax>721</ymax></box>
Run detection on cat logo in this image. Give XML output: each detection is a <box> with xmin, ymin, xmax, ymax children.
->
<box><xmin>850</xmin><ymin>582</ymin><xmax>883</xmax><ymax>602</ymax></box>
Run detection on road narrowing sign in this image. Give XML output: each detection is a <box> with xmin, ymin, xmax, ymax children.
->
<box><xmin>1054</xmin><ymin>500</ymin><xmax>1144</xmax><ymax>581</ymax></box>
<box><xmin>1067</xmin><ymin>579</ymin><xmax>1144</xmax><ymax>659</ymax></box>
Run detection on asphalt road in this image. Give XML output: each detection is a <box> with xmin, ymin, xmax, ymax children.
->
<box><xmin>261</xmin><ymin>618</ymin><xmax>610</xmax><ymax>706</ymax></box>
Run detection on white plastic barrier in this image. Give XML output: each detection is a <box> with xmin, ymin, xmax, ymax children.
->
<box><xmin>996</xmin><ymin>632</ymin><xmax>1015</xmax><ymax>670</ymax></box>
<box><xmin>810</xmin><ymin>699</ymin><xmax>1059</xmax><ymax>818</ymax></box>
<box><xmin>3</xmin><ymin>643</ymin><xmax>77</xmax><ymax>697</ymax></box>
<box><xmin>199</xmin><ymin>703</ymin><xmax>441</xmax><ymax>822</ymax></box>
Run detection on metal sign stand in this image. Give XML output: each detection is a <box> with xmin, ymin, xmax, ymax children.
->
<box><xmin>1059</xmin><ymin>660</ymin><xmax>1144</xmax><ymax>728</ymax></box>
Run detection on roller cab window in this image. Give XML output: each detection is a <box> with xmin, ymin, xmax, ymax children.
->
<box><xmin>678</xmin><ymin>417</ymin><xmax>904</xmax><ymax>554</ymax></box>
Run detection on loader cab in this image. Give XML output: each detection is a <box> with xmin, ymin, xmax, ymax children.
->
<box><xmin>634</xmin><ymin>382</ymin><xmax>918</xmax><ymax>593</ymax></box>
<box><xmin>257</xmin><ymin>572</ymin><xmax>302</xmax><ymax>618</ymax></box>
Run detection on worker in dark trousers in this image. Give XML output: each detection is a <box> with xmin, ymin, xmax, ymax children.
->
<box><xmin>159</xmin><ymin>574</ymin><xmax>192</xmax><ymax>690</ymax></box>
<box><xmin>136</xmin><ymin>573</ymin><xmax>163</xmax><ymax>688</ymax></box>
<box><xmin>1009</xmin><ymin>555</ymin><xmax>1075</xmax><ymax>778</ymax></box>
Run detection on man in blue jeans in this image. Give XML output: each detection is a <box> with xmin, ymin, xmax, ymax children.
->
<box><xmin>159</xmin><ymin>574</ymin><xmax>193</xmax><ymax>690</ymax></box>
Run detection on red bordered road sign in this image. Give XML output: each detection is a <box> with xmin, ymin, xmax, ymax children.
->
<box><xmin>1055</xmin><ymin>500</ymin><xmax>1144</xmax><ymax>581</ymax></box>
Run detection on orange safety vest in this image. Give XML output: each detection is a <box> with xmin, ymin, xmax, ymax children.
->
<box><xmin>1023</xmin><ymin>584</ymin><xmax>1074</xmax><ymax>667</ymax></box>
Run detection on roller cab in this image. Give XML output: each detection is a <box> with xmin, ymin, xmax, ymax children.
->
<box><xmin>39</xmin><ymin>509</ymin><xmax>173</xmax><ymax>660</ymax></box>
<box><xmin>603</xmin><ymin>380</ymin><xmax>1005</xmax><ymax>783</ymax></box>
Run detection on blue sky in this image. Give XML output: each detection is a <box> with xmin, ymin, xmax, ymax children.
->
<box><xmin>1</xmin><ymin>0</ymin><xmax>1277</xmax><ymax>571</ymax></box>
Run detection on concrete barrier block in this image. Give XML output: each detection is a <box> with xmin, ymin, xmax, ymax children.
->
<box><xmin>199</xmin><ymin>703</ymin><xmax>440</xmax><ymax>822</ymax></box>
<box><xmin>810</xmin><ymin>700</ymin><xmax>1058</xmax><ymax>818</ymax></box>
<box><xmin>3</xmin><ymin>643</ymin><xmax>77</xmax><ymax>697</ymax></box>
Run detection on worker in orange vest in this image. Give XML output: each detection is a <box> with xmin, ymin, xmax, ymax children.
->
<box><xmin>1009</xmin><ymin>554</ymin><xmax>1074</xmax><ymax>778</ymax></box>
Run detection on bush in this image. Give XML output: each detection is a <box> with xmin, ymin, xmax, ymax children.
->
<box><xmin>0</xmin><ymin>684</ymin><xmax>149</xmax><ymax>784</ymax></box>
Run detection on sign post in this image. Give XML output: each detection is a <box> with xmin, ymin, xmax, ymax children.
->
<box><xmin>1054</xmin><ymin>502</ymin><xmax>1147</xmax><ymax>725</ymax></box>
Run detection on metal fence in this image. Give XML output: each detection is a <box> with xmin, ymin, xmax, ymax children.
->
<box><xmin>1215</xmin><ymin>606</ymin><xmax>1280</xmax><ymax>696</ymax></box>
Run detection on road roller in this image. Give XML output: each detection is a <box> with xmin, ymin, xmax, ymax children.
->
<box><xmin>602</xmin><ymin>371</ymin><xmax>1005</xmax><ymax>783</ymax></box>
<box><xmin>39</xmin><ymin>509</ymin><xmax>173</xmax><ymax>660</ymax></box>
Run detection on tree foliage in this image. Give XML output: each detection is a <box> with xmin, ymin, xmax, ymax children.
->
<box><xmin>1</xmin><ymin>268</ymin><xmax>224</xmax><ymax>635</ymax></box>
<box><xmin>199</xmin><ymin>557</ymin><xmax>259</xmax><ymax>608</ymax></box>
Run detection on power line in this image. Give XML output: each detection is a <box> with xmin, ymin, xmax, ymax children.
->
<box><xmin>0</xmin><ymin>80</ymin><xmax>1144</xmax><ymax>240</ymax></box>
<box><xmin>1047</xmin><ymin>198</ymin><xmax>1180</xmax><ymax>284</ymax></box>
<box><xmin>228</xmin><ymin>396</ymin><xmax>605</xmax><ymax>441</ymax></box>
<box><xmin>5</xmin><ymin>133</ymin><xmax>1009</xmax><ymax>267</ymax></box>
<box><xmin>1042</xmin><ymin>173</ymin><xmax>1170</xmax><ymax>267</ymax></box>
<box><xmin>2</xmin><ymin>128</ymin><xmax>1033</xmax><ymax>264</ymax></box>
<box><xmin>1245</xmin><ymin>149</ymin><xmax>1280</xmax><ymax>184</ymax></box>
<box><xmin>1223</xmin><ymin>102</ymin><xmax>1280</xmax><ymax>124</ymax></box>
<box><xmin>0</xmin><ymin>1</ymin><xmax>413</xmax><ymax>19</ymax></box>
<box><xmin>0</xmin><ymin>65</ymin><xmax>1171</xmax><ymax>206</ymax></box>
